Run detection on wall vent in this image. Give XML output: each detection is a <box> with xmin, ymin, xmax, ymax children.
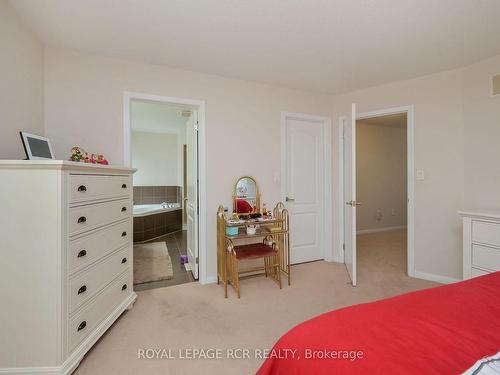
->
<box><xmin>492</xmin><ymin>73</ymin><xmax>500</xmax><ymax>97</ymax></box>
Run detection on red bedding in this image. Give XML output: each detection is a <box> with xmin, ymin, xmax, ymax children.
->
<box><xmin>257</xmin><ymin>272</ymin><xmax>500</xmax><ymax>375</ymax></box>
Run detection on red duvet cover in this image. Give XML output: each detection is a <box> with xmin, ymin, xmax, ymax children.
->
<box><xmin>257</xmin><ymin>272</ymin><xmax>500</xmax><ymax>375</ymax></box>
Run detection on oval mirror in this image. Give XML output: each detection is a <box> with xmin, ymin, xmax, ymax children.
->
<box><xmin>233</xmin><ymin>176</ymin><xmax>260</xmax><ymax>215</ymax></box>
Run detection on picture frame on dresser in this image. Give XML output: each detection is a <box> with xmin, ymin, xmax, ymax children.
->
<box><xmin>19</xmin><ymin>131</ymin><xmax>56</xmax><ymax>160</ymax></box>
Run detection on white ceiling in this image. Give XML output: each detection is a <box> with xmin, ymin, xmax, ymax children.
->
<box><xmin>131</xmin><ymin>101</ymin><xmax>191</xmax><ymax>134</ymax></box>
<box><xmin>10</xmin><ymin>0</ymin><xmax>500</xmax><ymax>94</ymax></box>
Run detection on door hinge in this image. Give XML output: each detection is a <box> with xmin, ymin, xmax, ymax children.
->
<box><xmin>195</xmin><ymin>256</ymin><xmax>199</xmax><ymax>264</ymax></box>
<box><xmin>195</xmin><ymin>120</ymin><xmax>199</xmax><ymax>131</ymax></box>
<box><xmin>343</xmin><ymin>243</ymin><xmax>345</xmax><ymax>251</ymax></box>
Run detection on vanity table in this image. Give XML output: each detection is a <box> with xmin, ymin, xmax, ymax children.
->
<box><xmin>217</xmin><ymin>177</ymin><xmax>290</xmax><ymax>298</ymax></box>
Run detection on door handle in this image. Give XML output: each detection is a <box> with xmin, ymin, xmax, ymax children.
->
<box><xmin>346</xmin><ymin>200</ymin><xmax>362</xmax><ymax>207</ymax></box>
<box><xmin>285</xmin><ymin>197</ymin><xmax>295</xmax><ymax>202</ymax></box>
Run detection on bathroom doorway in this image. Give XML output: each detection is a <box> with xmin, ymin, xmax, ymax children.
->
<box><xmin>123</xmin><ymin>93</ymin><xmax>206</xmax><ymax>290</ymax></box>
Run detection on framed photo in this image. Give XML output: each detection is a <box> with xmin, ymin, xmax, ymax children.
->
<box><xmin>19</xmin><ymin>132</ymin><xmax>56</xmax><ymax>160</ymax></box>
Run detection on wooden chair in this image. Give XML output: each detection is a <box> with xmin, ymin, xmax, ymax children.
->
<box><xmin>226</xmin><ymin>236</ymin><xmax>282</xmax><ymax>298</ymax></box>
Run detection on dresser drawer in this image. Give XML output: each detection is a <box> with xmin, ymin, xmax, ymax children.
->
<box><xmin>471</xmin><ymin>267</ymin><xmax>491</xmax><ymax>278</ymax></box>
<box><xmin>69</xmin><ymin>246</ymin><xmax>131</xmax><ymax>313</ymax></box>
<box><xmin>70</xmin><ymin>174</ymin><xmax>131</xmax><ymax>203</ymax></box>
<box><xmin>69</xmin><ymin>271</ymin><xmax>131</xmax><ymax>352</ymax></box>
<box><xmin>69</xmin><ymin>199</ymin><xmax>130</xmax><ymax>236</ymax></box>
<box><xmin>472</xmin><ymin>244</ymin><xmax>500</xmax><ymax>271</ymax></box>
<box><xmin>472</xmin><ymin>220</ymin><xmax>500</xmax><ymax>247</ymax></box>
<box><xmin>69</xmin><ymin>220</ymin><xmax>131</xmax><ymax>274</ymax></box>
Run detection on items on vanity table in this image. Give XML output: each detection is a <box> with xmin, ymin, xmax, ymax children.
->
<box><xmin>217</xmin><ymin>176</ymin><xmax>291</xmax><ymax>298</ymax></box>
<box><xmin>0</xmin><ymin>160</ymin><xmax>136</xmax><ymax>374</ymax></box>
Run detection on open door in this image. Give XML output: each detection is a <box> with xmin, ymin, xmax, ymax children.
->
<box><xmin>186</xmin><ymin>110</ymin><xmax>199</xmax><ymax>279</ymax></box>
<box><xmin>343</xmin><ymin>103</ymin><xmax>357</xmax><ymax>286</ymax></box>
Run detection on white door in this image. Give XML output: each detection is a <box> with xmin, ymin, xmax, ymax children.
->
<box><xmin>343</xmin><ymin>104</ymin><xmax>357</xmax><ymax>286</ymax></box>
<box><xmin>186</xmin><ymin>110</ymin><xmax>199</xmax><ymax>279</ymax></box>
<box><xmin>284</xmin><ymin>115</ymin><xmax>325</xmax><ymax>264</ymax></box>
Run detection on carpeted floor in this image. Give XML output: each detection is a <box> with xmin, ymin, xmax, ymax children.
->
<box><xmin>75</xmin><ymin>229</ymin><xmax>437</xmax><ymax>375</ymax></box>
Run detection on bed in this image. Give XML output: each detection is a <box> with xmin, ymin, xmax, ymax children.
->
<box><xmin>257</xmin><ymin>271</ymin><xmax>500</xmax><ymax>375</ymax></box>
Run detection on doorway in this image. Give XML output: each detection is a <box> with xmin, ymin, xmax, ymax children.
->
<box><xmin>340</xmin><ymin>105</ymin><xmax>414</xmax><ymax>286</ymax></box>
<box><xmin>356</xmin><ymin>113</ymin><xmax>408</xmax><ymax>282</ymax></box>
<box><xmin>123</xmin><ymin>92</ymin><xmax>207</xmax><ymax>287</ymax></box>
<box><xmin>281</xmin><ymin>112</ymin><xmax>332</xmax><ymax>264</ymax></box>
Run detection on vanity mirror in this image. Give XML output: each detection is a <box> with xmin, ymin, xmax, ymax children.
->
<box><xmin>233</xmin><ymin>176</ymin><xmax>260</xmax><ymax>215</ymax></box>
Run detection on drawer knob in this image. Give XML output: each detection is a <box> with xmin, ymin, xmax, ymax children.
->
<box><xmin>121</xmin><ymin>207</ymin><xmax>127</xmax><ymax>212</ymax></box>
<box><xmin>121</xmin><ymin>231</ymin><xmax>127</xmax><ymax>237</ymax></box>
<box><xmin>122</xmin><ymin>284</ymin><xmax>128</xmax><ymax>291</ymax></box>
<box><xmin>121</xmin><ymin>184</ymin><xmax>127</xmax><ymax>189</ymax></box>
<box><xmin>77</xmin><ymin>216</ymin><xmax>87</xmax><ymax>224</ymax></box>
<box><xmin>77</xmin><ymin>249</ymin><xmax>87</xmax><ymax>258</ymax></box>
<box><xmin>78</xmin><ymin>285</ymin><xmax>87</xmax><ymax>295</ymax></box>
<box><xmin>77</xmin><ymin>185</ymin><xmax>87</xmax><ymax>192</ymax></box>
<box><xmin>77</xmin><ymin>321</ymin><xmax>87</xmax><ymax>332</ymax></box>
<box><xmin>121</xmin><ymin>257</ymin><xmax>127</xmax><ymax>264</ymax></box>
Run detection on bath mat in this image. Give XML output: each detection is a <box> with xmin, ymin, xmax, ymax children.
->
<box><xmin>133</xmin><ymin>242</ymin><xmax>174</xmax><ymax>284</ymax></box>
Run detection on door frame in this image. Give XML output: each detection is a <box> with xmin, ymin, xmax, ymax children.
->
<box><xmin>123</xmin><ymin>91</ymin><xmax>209</xmax><ymax>284</ymax></box>
<box><xmin>281</xmin><ymin>112</ymin><xmax>333</xmax><ymax>262</ymax></box>
<box><xmin>338</xmin><ymin>105</ymin><xmax>415</xmax><ymax>277</ymax></box>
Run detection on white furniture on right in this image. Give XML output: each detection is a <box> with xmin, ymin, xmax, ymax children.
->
<box><xmin>460</xmin><ymin>210</ymin><xmax>500</xmax><ymax>279</ymax></box>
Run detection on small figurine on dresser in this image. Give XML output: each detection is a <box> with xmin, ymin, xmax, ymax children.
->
<box><xmin>69</xmin><ymin>146</ymin><xmax>109</xmax><ymax>165</ymax></box>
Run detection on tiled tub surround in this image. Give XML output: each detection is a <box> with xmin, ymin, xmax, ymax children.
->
<box><xmin>133</xmin><ymin>209</ymin><xmax>182</xmax><ymax>243</ymax></box>
<box><xmin>133</xmin><ymin>185</ymin><xmax>182</xmax><ymax>205</ymax></box>
<box><xmin>133</xmin><ymin>186</ymin><xmax>183</xmax><ymax>243</ymax></box>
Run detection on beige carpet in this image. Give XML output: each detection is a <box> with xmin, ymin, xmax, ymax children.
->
<box><xmin>133</xmin><ymin>242</ymin><xmax>174</xmax><ymax>284</ymax></box>
<box><xmin>76</xmin><ymin>229</ymin><xmax>437</xmax><ymax>375</ymax></box>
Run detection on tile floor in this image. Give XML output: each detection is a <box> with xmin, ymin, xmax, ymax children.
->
<box><xmin>133</xmin><ymin>230</ymin><xmax>195</xmax><ymax>292</ymax></box>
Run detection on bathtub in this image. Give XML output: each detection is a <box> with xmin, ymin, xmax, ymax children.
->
<box><xmin>133</xmin><ymin>203</ymin><xmax>182</xmax><ymax>243</ymax></box>
<box><xmin>133</xmin><ymin>203</ymin><xmax>181</xmax><ymax>217</ymax></box>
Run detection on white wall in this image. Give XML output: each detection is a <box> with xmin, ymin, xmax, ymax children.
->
<box><xmin>333</xmin><ymin>68</ymin><xmax>465</xmax><ymax>281</ymax></box>
<box><xmin>131</xmin><ymin>132</ymin><xmax>179</xmax><ymax>186</ymax></box>
<box><xmin>0</xmin><ymin>0</ymin><xmax>43</xmax><ymax>159</ymax></box>
<box><xmin>356</xmin><ymin>122</ymin><xmax>407</xmax><ymax>232</ymax></box>
<box><xmin>462</xmin><ymin>54</ymin><xmax>500</xmax><ymax>210</ymax></box>
<box><xmin>43</xmin><ymin>48</ymin><xmax>332</xmax><ymax>282</ymax></box>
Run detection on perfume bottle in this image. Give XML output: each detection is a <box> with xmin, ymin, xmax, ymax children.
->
<box><xmin>262</xmin><ymin>203</ymin><xmax>268</xmax><ymax>218</ymax></box>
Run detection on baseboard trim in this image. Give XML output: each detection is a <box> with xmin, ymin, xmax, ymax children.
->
<box><xmin>413</xmin><ymin>271</ymin><xmax>461</xmax><ymax>284</ymax></box>
<box><xmin>0</xmin><ymin>367</ymin><xmax>61</xmax><ymax>374</ymax></box>
<box><xmin>357</xmin><ymin>225</ymin><xmax>407</xmax><ymax>235</ymax></box>
<box><xmin>202</xmin><ymin>276</ymin><xmax>217</xmax><ymax>284</ymax></box>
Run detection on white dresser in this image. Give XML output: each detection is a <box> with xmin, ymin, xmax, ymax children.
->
<box><xmin>460</xmin><ymin>210</ymin><xmax>500</xmax><ymax>279</ymax></box>
<box><xmin>0</xmin><ymin>161</ymin><xmax>136</xmax><ymax>375</ymax></box>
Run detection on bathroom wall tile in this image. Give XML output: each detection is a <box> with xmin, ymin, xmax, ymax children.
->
<box><xmin>133</xmin><ymin>217</ymin><xmax>144</xmax><ymax>232</ymax></box>
<box><xmin>143</xmin><ymin>197</ymin><xmax>155</xmax><ymax>204</ymax></box>
<box><xmin>144</xmin><ymin>216</ymin><xmax>154</xmax><ymax>231</ymax></box>
<box><xmin>142</xmin><ymin>186</ymin><xmax>154</xmax><ymax>197</ymax></box>
<box><xmin>133</xmin><ymin>232</ymin><xmax>144</xmax><ymax>243</ymax></box>
<box><xmin>154</xmin><ymin>186</ymin><xmax>166</xmax><ymax>197</ymax></box>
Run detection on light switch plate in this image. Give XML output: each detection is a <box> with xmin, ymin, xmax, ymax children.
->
<box><xmin>416</xmin><ymin>169</ymin><xmax>425</xmax><ymax>180</ymax></box>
